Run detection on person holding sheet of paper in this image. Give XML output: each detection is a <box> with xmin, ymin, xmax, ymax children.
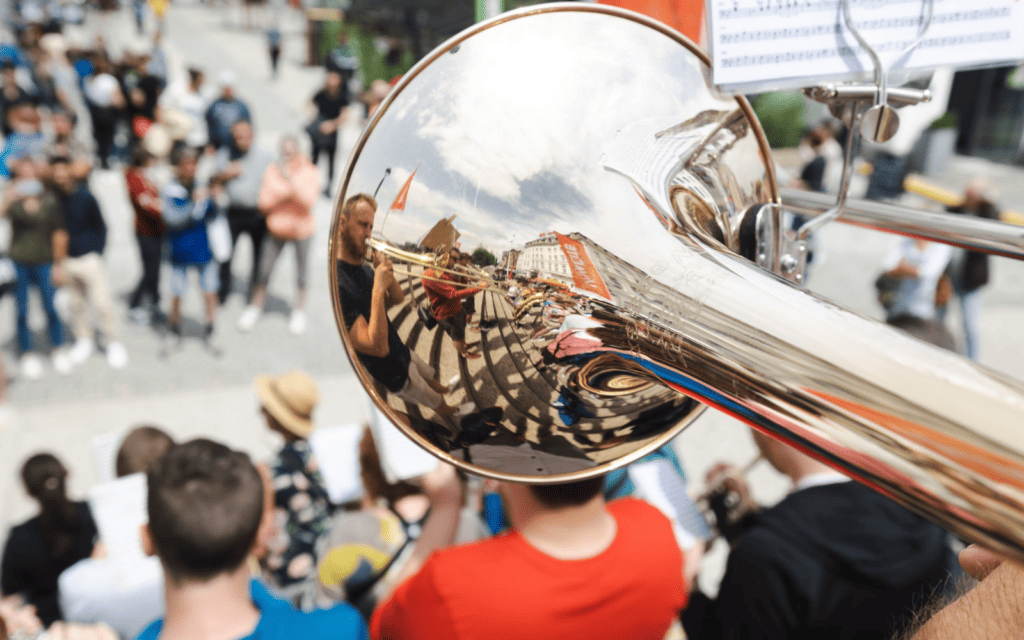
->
<box><xmin>58</xmin><ymin>426</ymin><xmax>174</xmax><ymax>640</ymax></box>
<box><xmin>254</xmin><ymin>370</ymin><xmax>332</xmax><ymax>606</ymax></box>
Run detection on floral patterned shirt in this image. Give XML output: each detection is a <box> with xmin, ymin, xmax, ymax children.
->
<box><xmin>264</xmin><ymin>440</ymin><xmax>331</xmax><ymax>588</ymax></box>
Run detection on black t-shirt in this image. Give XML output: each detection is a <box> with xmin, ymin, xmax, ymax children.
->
<box><xmin>122</xmin><ymin>73</ymin><xmax>163</xmax><ymax>121</ymax></box>
<box><xmin>337</xmin><ymin>260</ymin><xmax>411</xmax><ymax>392</ymax></box>
<box><xmin>313</xmin><ymin>88</ymin><xmax>349</xmax><ymax>121</ymax></box>
<box><xmin>681</xmin><ymin>482</ymin><xmax>955</xmax><ymax>640</ymax></box>
<box><xmin>1</xmin><ymin>502</ymin><xmax>98</xmax><ymax>626</ymax></box>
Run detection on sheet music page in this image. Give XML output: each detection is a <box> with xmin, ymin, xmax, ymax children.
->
<box><xmin>367</xmin><ymin>404</ymin><xmax>438</xmax><ymax>484</ymax></box>
<box><xmin>708</xmin><ymin>0</ymin><xmax>1024</xmax><ymax>93</ymax></box>
<box><xmin>87</xmin><ymin>473</ymin><xmax>159</xmax><ymax>589</ymax></box>
<box><xmin>308</xmin><ymin>423</ymin><xmax>364</xmax><ymax>504</ymax></box>
<box><xmin>91</xmin><ymin>430</ymin><xmax>125</xmax><ymax>485</ymax></box>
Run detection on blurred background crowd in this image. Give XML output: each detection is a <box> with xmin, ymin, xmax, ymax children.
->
<box><xmin>0</xmin><ymin>0</ymin><xmax>1022</xmax><ymax>638</ymax></box>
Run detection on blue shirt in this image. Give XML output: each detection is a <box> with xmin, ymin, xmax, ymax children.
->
<box><xmin>135</xmin><ymin>580</ymin><xmax>368</xmax><ymax>640</ymax></box>
<box><xmin>162</xmin><ymin>181</ymin><xmax>214</xmax><ymax>265</ymax></box>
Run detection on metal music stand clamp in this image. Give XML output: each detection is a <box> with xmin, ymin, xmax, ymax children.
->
<box><xmin>762</xmin><ymin>0</ymin><xmax>935</xmax><ymax>286</ymax></box>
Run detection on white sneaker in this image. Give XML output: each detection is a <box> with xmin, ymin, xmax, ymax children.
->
<box><xmin>237</xmin><ymin>305</ymin><xmax>262</xmax><ymax>332</ymax></box>
<box><xmin>21</xmin><ymin>354</ymin><xmax>43</xmax><ymax>380</ymax></box>
<box><xmin>447</xmin><ymin>374</ymin><xmax>461</xmax><ymax>392</ymax></box>
<box><xmin>288</xmin><ymin>309</ymin><xmax>307</xmax><ymax>335</ymax></box>
<box><xmin>52</xmin><ymin>350</ymin><xmax>73</xmax><ymax>376</ymax></box>
<box><xmin>454</xmin><ymin>402</ymin><xmax>476</xmax><ymax>418</ymax></box>
<box><xmin>106</xmin><ymin>341</ymin><xmax>129</xmax><ymax>369</ymax></box>
<box><xmin>68</xmin><ymin>338</ymin><xmax>94</xmax><ymax>364</ymax></box>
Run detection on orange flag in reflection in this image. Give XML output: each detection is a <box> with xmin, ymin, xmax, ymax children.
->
<box><xmin>390</xmin><ymin>166</ymin><xmax>419</xmax><ymax>212</ymax></box>
<box><xmin>555</xmin><ymin>233</ymin><xmax>612</xmax><ymax>300</ymax></box>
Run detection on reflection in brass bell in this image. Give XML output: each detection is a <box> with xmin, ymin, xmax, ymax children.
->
<box><xmin>327</xmin><ymin>7</ymin><xmax>1024</xmax><ymax>568</ymax></box>
<box><xmin>328</xmin><ymin>5</ymin><xmax>776</xmax><ymax>483</ymax></box>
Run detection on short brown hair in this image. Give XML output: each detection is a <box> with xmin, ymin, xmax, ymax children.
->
<box><xmin>116</xmin><ymin>425</ymin><xmax>174</xmax><ymax>478</ymax></box>
<box><xmin>147</xmin><ymin>439</ymin><xmax>263</xmax><ymax>583</ymax></box>
<box><xmin>342</xmin><ymin>193</ymin><xmax>377</xmax><ymax>219</ymax></box>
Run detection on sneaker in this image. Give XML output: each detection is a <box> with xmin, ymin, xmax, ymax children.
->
<box><xmin>447</xmin><ymin>373</ymin><xmax>461</xmax><ymax>391</ymax></box>
<box><xmin>128</xmin><ymin>307</ymin><xmax>150</xmax><ymax>325</ymax></box>
<box><xmin>288</xmin><ymin>309</ymin><xmax>307</xmax><ymax>335</ymax></box>
<box><xmin>454</xmin><ymin>402</ymin><xmax>476</xmax><ymax>418</ymax></box>
<box><xmin>21</xmin><ymin>354</ymin><xmax>43</xmax><ymax>380</ymax></box>
<box><xmin>52</xmin><ymin>350</ymin><xmax>73</xmax><ymax>376</ymax></box>
<box><xmin>237</xmin><ymin>305</ymin><xmax>261</xmax><ymax>332</ymax></box>
<box><xmin>68</xmin><ymin>338</ymin><xmax>94</xmax><ymax>364</ymax></box>
<box><xmin>106</xmin><ymin>341</ymin><xmax>128</xmax><ymax>369</ymax></box>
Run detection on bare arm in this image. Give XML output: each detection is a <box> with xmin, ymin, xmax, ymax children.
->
<box><xmin>906</xmin><ymin>562</ymin><xmax>1024</xmax><ymax>639</ymax></box>
<box><xmin>346</xmin><ymin>260</ymin><xmax>397</xmax><ymax>358</ymax></box>
<box><xmin>51</xmin><ymin>229</ymin><xmax>68</xmax><ymax>286</ymax></box>
<box><xmin>379</xmin><ymin>463</ymin><xmax>463</xmax><ymax>601</ymax></box>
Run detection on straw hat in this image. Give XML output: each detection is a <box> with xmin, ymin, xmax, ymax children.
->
<box><xmin>255</xmin><ymin>371</ymin><xmax>319</xmax><ymax>438</ymax></box>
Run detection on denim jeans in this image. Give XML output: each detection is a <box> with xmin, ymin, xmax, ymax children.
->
<box><xmin>14</xmin><ymin>262</ymin><xmax>64</xmax><ymax>354</ymax></box>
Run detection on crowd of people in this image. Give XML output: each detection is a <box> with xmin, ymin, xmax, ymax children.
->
<box><xmin>1</xmin><ymin>3</ymin><xmax>1020</xmax><ymax>640</ymax></box>
<box><xmin>0</xmin><ymin>1</ymin><xmax>367</xmax><ymax>384</ymax></box>
<box><xmin>0</xmin><ymin>362</ymin><xmax>1018</xmax><ymax>640</ymax></box>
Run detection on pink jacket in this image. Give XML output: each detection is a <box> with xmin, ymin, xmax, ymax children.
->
<box><xmin>258</xmin><ymin>156</ymin><xmax>321</xmax><ymax>241</ymax></box>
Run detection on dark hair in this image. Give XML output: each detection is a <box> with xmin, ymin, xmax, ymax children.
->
<box><xmin>116</xmin><ymin>425</ymin><xmax>175</xmax><ymax>477</ymax></box>
<box><xmin>358</xmin><ymin>426</ymin><xmax>420</xmax><ymax>506</ymax></box>
<box><xmin>187</xmin><ymin>67</ymin><xmax>203</xmax><ymax>85</ymax></box>
<box><xmin>529</xmin><ymin>477</ymin><xmax>605</xmax><ymax>509</ymax></box>
<box><xmin>147</xmin><ymin>439</ymin><xmax>264</xmax><ymax>582</ymax></box>
<box><xmin>169</xmin><ymin>145</ymin><xmax>197</xmax><ymax>167</ymax></box>
<box><xmin>342</xmin><ymin>193</ymin><xmax>377</xmax><ymax>219</ymax></box>
<box><xmin>21</xmin><ymin>453</ymin><xmax>82</xmax><ymax>558</ymax></box>
<box><xmin>129</xmin><ymin>146</ymin><xmax>153</xmax><ymax>169</ymax></box>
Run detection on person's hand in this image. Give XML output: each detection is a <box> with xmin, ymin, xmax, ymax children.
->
<box><xmin>706</xmin><ymin>462</ymin><xmax>756</xmax><ymax>518</ymax></box>
<box><xmin>194</xmin><ymin>186</ymin><xmax>210</xmax><ymax>202</ymax></box>
<box><xmin>51</xmin><ymin>263</ymin><xmax>65</xmax><ymax>287</ymax></box>
<box><xmin>221</xmin><ymin>162</ymin><xmax>241</xmax><ymax>180</ymax></box>
<box><xmin>418</xmin><ymin>462</ymin><xmax>462</xmax><ymax>507</ymax></box>
<box><xmin>374</xmin><ymin>256</ymin><xmax>395</xmax><ymax>289</ymax></box>
<box><xmin>960</xmin><ymin>544</ymin><xmax>1005</xmax><ymax>581</ymax></box>
<box><xmin>319</xmin><ymin>119</ymin><xmax>338</xmax><ymax>135</ymax></box>
<box><xmin>0</xmin><ymin>595</ymin><xmax>43</xmax><ymax>638</ymax></box>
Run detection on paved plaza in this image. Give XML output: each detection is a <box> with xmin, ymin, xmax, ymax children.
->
<box><xmin>3</xmin><ymin>1</ymin><xmax>1024</xmax><ymax>595</ymax></box>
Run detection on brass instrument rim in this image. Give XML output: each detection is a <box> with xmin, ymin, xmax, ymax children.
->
<box><xmin>327</xmin><ymin>2</ymin><xmax>779</xmax><ymax>483</ymax></box>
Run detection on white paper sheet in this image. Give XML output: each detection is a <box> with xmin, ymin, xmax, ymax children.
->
<box><xmin>308</xmin><ymin>423</ymin><xmax>364</xmax><ymax>504</ymax></box>
<box><xmin>708</xmin><ymin>0</ymin><xmax>1024</xmax><ymax>93</ymax></box>
<box><xmin>367</xmin><ymin>403</ymin><xmax>438</xmax><ymax>484</ymax></box>
<box><xmin>91</xmin><ymin>430</ymin><xmax>125</xmax><ymax>485</ymax></box>
<box><xmin>87</xmin><ymin>473</ymin><xmax>155</xmax><ymax>589</ymax></box>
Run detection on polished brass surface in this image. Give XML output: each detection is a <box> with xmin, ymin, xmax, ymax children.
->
<box><xmin>329</xmin><ymin>4</ymin><xmax>1024</xmax><ymax>559</ymax></box>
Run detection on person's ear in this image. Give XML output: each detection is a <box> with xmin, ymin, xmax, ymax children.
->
<box><xmin>139</xmin><ymin>524</ymin><xmax>155</xmax><ymax>557</ymax></box>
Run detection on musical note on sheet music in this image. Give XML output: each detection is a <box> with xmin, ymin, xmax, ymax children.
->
<box><xmin>708</xmin><ymin>0</ymin><xmax>1024</xmax><ymax>93</ymax></box>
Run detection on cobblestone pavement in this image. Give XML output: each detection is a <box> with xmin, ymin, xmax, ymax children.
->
<box><xmin>3</xmin><ymin>3</ymin><xmax>1024</xmax><ymax>595</ymax></box>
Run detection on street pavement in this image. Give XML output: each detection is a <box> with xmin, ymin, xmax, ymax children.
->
<box><xmin>3</xmin><ymin>2</ymin><xmax>1024</xmax><ymax>596</ymax></box>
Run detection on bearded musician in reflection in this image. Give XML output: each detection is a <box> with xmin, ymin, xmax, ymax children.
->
<box><xmin>336</xmin><ymin>194</ymin><xmax>465</xmax><ymax>416</ymax></box>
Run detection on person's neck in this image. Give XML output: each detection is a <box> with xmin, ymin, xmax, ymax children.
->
<box><xmin>514</xmin><ymin>495</ymin><xmax>617</xmax><ymax>560</ymax></box>
<box><xmin>789</xmin><ymin>465</ymin><xmax>845</xmax><ymax>489</ymax></box>
<box><xmin>160</xmin><ymin>565</ymin><xmax>259</xmax><ymax>640</ymax></box>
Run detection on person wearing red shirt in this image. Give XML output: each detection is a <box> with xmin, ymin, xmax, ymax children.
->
<box><xmin>370</xmin><ymin>467</ymin><xmax>689</xmax><ymax>640</ymax></box>
<box><xmin>422</xmin><ymin>250</ymin><xmax>482</xmax><ymax>360</ymax></box>
<box><xmin>124</xmin><ymin>147</ymin><xmax>165</xmax><ymax>324</ymax></box>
